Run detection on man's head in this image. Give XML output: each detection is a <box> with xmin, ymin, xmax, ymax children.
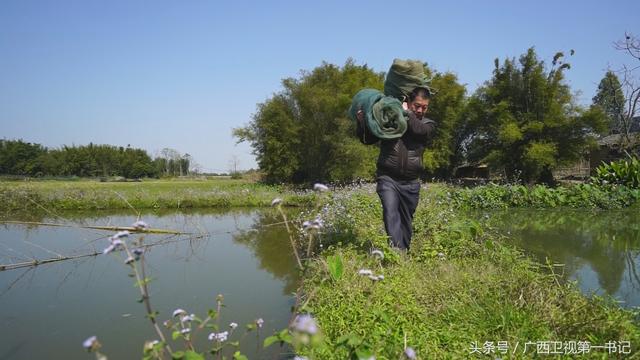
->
<box><xmin>407</xmin><ymin>87</ymin><xmax>431</xmax><ymax>119</ymax></box>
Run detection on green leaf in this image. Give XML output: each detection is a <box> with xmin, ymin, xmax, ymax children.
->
<box><xmin>172</xmin><ymin>331</ymin><xmax>181</xmax><ymax>341</ymax></box>
<box><xmin>233</xmin><ymin>351</ymin><xmax>248</xmax><ymax>360</ymax></box>
<box><xmin>171</xmin><ymin>351</ymin><xmax>184</xmax><ymax>359</ymax></box>
<box><xmin>355</xmin><ymin>345</ymin><xmax>373</xmax><ymax>360</ymax></box>
<box><xmin>183</xmin><ymin>351</ymin><xmax>205</xmax><ymax>360</ymax></box>
<box><xmin>347</xmin><ymin>335</ymin><xmax>363</xmax><ymax>347</ymax></box>
<box><xmin>327</xmin><ymin>254</ymin><xmax>344</xmax><ymax>281</ymax></box>
<box><xmin>263</xmin><ymin>335</ymin><xmax>279</xmax><ymax>348</ymax></box>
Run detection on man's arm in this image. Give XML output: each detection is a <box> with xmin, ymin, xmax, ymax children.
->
<box><xmin>356</xmin><ymin>109</ymin><xmax>380</xmax><ymax>145</ymax></box>
<box><xmin>407</xmin><ymin>111</ymin><xmax>436</xmax><ymax>138</ymax></box>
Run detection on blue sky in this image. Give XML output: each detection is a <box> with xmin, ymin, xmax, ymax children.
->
<box><xmin>1</xmin><ymin>0</ymin><xmax>638</xmax><ymax>172</ymax></box>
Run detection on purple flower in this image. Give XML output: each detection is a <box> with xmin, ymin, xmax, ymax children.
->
<box><xmin>124</xmin><ymin>256</ymin><xmax>135</xmax><ymax>265</ymax></box>
<box><xmin>404</xmin><ymin>347</ymin><xmax>417</xmax><ymax>359</ymax></box>
<box><xmin>271</xmin><ymin>198</ymin><xmax>282</xmax><ymax>206</ymax></box>
<box><xmin>256</xmin><ymin>318</ymin><xmax>264</xmax><ymax>328</ymax></box>
<box><xmin>132</xmin><ymin>220</ymin><xmax>149</xmax><ymax>230</ymax></box>
<box><xmin>82</xmin><ymin>336</ymin><xmax>98</xmax><ymax>350</ymax></box>
<box><xmin>111</xmin><ymin>239</ymin><xmax>124</xmax><ymax>247</ymax></box>
<box><xmin>208</xmin><ymin>331</ymin><xmax>228</xmax><ymax>342</ymax></box>
<box><xmin>133</xmin><ymin>248</ymin><xmax>144</xmax><ymax>256</ymax></box>
<box><xmin>229</xmin><ymin>322</ymin><xmax>238</xmax><ymax>330</ymax></box>
<box><xmin>291</xmin><ymin>314</ymin><xmax>318</xmax><ymax>335</ymax></box>
<box><xmin>180</xmin><ymin>328</ymin><xmax>190</xmax><ymax>335</ymax></box>
<box><xmin>102</xmin><ymin>244</ymin><xmax>116</xmax><ymax>255</ymax></box>
<box><xmin>180</xmin><ymin>314</ymin><xmax>195</xmax><ymax>323</ymax></box>
<box><xmin>112</xmin><ymin>230</ymin><xmax>130</xmax><ymax>240</ymax></box>
<box><xmin>172</xmin><ymin>309</ymin><xmax>187</xmax><ymax>318</ymax></box>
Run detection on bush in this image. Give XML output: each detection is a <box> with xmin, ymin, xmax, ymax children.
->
<box><xmin>591</xmin><ymin>154</ymin><xmax>640</xmax><ymax>188</ymax></box>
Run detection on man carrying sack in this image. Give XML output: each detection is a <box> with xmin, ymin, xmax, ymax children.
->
<box><xmin>352</xmin><ymin>59</ymin><xmax>436</xmax><ymax>250</ymax></box>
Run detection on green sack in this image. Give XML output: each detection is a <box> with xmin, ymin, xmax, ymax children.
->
<box><xmin>349</xmin><ymin>89</ymin><xmax>407</xmax><ymax>140</ymax></box>
<box><xmin>383</xmin><ymin>59</ymin><xmax>431</xmax><ymax>101</ymax></box>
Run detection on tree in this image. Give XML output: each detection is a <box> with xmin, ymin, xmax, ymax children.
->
<box><xmin>419</xmin><ymin>67</ymin><xmax>468</xmax><ymax>179</ymax></box>
<box><xmin>234</xmin><ymin>60</ymin><xmax>383</xmax><ymax>183</ymax></box>
<box><xmin>0</xmin><ymin>139</ymin><xmax>47</xmax><ymax>175</ymax></box>
<box><xmin>611</xmin><ymin>32</ymin><xmax>640</xmax><ymax>150</ymax></box>
<box><xmin>592</xmin><ymin>71</ymin><xmax>625</xmax><ymax>134</ymax></box>
<box><xmin>467</xmin><ymin>48</ymin><xmax>607</xmax><ymax>184</ymax></box>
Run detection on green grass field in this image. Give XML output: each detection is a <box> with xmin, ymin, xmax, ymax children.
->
<box><xmin>0</xmin><ymin>178</ymin><xmax>318</xmax><ymax>213</ymax></box>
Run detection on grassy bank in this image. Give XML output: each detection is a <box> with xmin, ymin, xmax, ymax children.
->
<box><xmin>0</xmin><ymin>178</ymin><xmax>316</xmax><ymax>213</ymax></box>
<box><xmin>441</xmin><ymin>182</ymin><xmax>640</xmax><ymax>210</ymax></box>
<box><xmin>296</xmin><ymin>186</ymin><xmax>640</xmax><ymax>359</ymax></box>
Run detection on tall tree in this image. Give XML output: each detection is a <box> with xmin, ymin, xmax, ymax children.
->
<box><xmin>419</xmin><ymin>67</ymin><xmax>468</xmax><ymax>179</ymax></box>
<box><xmin>592</xmin><ymin>71</ymin><xmax>625</xmax><ymax>134</ymax></box>
<box><xmin>234</xmin><ymin>60</ymin><xmax>382</xmax><ymax>183</ymax></box>
<box><xmin>612</xmin><ymin>32</ymin><xmax>640</xmax><ymax>151</ymax></box>
<box><xmin>467</xmin><ymin>48</ymin><xmax>607</xmax><ymax>184</ymax></box>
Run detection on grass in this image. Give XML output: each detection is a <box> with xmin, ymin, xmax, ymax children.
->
<box><xmin>2</xmin><ymin>178</ymin><xmax>640</xmax><ymax>358</ymax></box>
<box><xmin>297</xmin><ymin>186</ymin><xmax>640</xmax><ymax>359</ymax></box>
<box><xmin>0</xmin><ymin>178</ymin><xmax>317</xmax><ymax>213</ymax></box>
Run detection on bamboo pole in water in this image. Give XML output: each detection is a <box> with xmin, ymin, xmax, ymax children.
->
<box><xmin>0</xmin><ymin>221</ymin><xmax>190</xmax><ymax>235</ymax></box>
<box><xmin>0</xmin><ymin>235</ymin><xmax>206</xmax><ymax>272</ymax></box>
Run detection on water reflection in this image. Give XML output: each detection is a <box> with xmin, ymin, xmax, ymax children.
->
<box><xmin>485</xmin><ymin>208</ymin><xmax>640</xmax><ymax>307</ymax></box>
<box><xmin>232</xmin><ymin>209</ymin><xmax>300</xmax><ymax>294</ymax></box>
<box><xmin>0</xmin><ymin>208</ymin><xmax>301</xmax><ymax>359</ymax></box>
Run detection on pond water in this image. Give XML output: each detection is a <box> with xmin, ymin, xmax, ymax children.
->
<box><xmin>0</xmin><ymin>209</ymin><xmax>300</xmax><ymax>359</ymax></box>
<box><xmin>484</xmin><ymin>208</ymin><xmax>640</xmax><ymax>308</ymax></box>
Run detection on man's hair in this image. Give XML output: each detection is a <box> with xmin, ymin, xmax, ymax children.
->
<box><xmin>408</xmin><ymin>87</ymin><xmax>431</xmax><ymax>101</ymax></box>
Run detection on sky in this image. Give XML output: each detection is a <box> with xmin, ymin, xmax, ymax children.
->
<box><xmin>1</xmin><ymin>0</ymin><xmax>638</xmax><ymax>173</ymax></box>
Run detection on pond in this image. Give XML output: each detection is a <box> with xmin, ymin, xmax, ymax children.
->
<box><xmin>0</xmin><ymin>209</ymin><xmax>301</xmax><ymax>359</ymax></box>
<box><xmin>484</xmin><ymin>208</ymin><xmax>640</xmax><ymax>308</ymax></box>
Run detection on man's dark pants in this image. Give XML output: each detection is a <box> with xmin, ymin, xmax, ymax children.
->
<box><xmin>376</xmin><ymin>175</ymin><xmax>421</xmax><ymax>250</ymax></box>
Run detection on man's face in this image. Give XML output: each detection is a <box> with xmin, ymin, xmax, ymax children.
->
<box><xmin>408</xmin><ymin>96</ymin><xmax>429</xmax><ymax>118</ymax></box>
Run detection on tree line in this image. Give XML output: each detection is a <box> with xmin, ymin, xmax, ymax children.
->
<box><xmin>0</xmin><ymin>140</ymin><xmax>192</xmax><ymax>178</ymax></box>
<box><xmin>235</xmin><ymin>38</ymin><xmax>639</xmax><ymax>184</ymax></box>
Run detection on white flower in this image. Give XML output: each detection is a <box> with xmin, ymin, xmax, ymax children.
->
<box><xmin>172</xmin><ymin>309</ymin><xmax>187</xmax><ymax>317</ymax></box>
<box><xmin>111</xmin><ymin>239</ymin><xmax>124</xmax><ymax>247</ymax></box>
<box><xmin>358</xmin><ymin>269</ymin><xmax>373</xmax><ymax>276</ymax></box>
<box><xmin>132</xmin><ymin>220</ymin><xmax>149</xmax><ymax>230</ymax></box>
<box><xmin>256</xmin><ymin>318</ymin><xmax>264</xmax><ymax>328</ymax></box>
<box><xmin>229</xmin><ymin>322</ymin><xmax>238</xmax><ymax>329</ymax></box>
<box><xmin>124</xmin><ymin>256</ymin><xmax>135</xmax><ymax>265</ymax></box>
<box><xmin>313</xmin><ymin>183</ymin><xmax>329</xmax><ymax>192</ymax></box>
<box><xmin>112</xmin><ymin>230</ymin><xmax>130</xmax><ymax>240</ymax></box>
<box><xmin>371</xmin><ymin>249</ymin><xmax>384</xmax><ymax>259</ymax></box>
<box><xmin>82</xmin><ymin>336</ymin><xmax>98</xmax><ymax>350</ymax></box>
<box><xmin>181</xmin><ymin>314</ymin><xmax>195</xmax><ymax>323</ymax></box>
<box><xmin>208</xmin><ymin>331</ymin><xmax>228</xmax><ymax>342</ymax></box>
<box><xmin>102</xmin><ymin>244</ymin><xmax>115</xmax><ymax>255</ymax></box>
<box><xmin>180</xmin><ymin>328</ymin><xmax>190</xmax><ymax>335</ymax></box>
<box><xmin>291</xmin><ymin>314</ymin><xmax>318</xmax><ymax>335</ymax></box>
<box><xmin>271</xmin><ymin>198</ymin><xmax>283</xmax><ymax>206</ymax></box>
<box><xmin>293</xmin><ymin>356</ymin><xmax>309</xmax><ymax>360</ymax></box>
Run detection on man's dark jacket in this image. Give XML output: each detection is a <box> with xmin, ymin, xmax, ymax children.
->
<box><xmin>374</xmin><ymin>112</ymin><xmax>436</xmax><ymax>181</ymax></box>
